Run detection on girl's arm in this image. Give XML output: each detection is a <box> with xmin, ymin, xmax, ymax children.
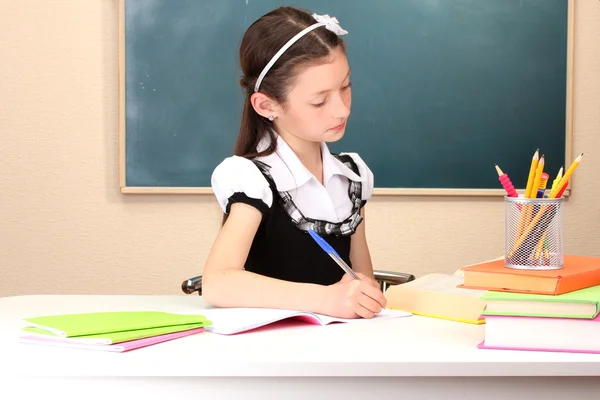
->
<box><xmin>349</xmin><ymin>208</ymin><xmax>376</xmax><ymax>280</ymax></box>
<box><xmin>202</xmin><ymin>203</ymin><xmax>330</xmax><ymax>313</ymax></box>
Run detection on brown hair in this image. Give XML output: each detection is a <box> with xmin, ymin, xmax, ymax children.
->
<box><xmin>234</xmin><ymin>6</ymin><xmax>346</xmax><ymax>159</ymax></box>
<box><xmin>222</xmin><ymin>7</ymin><xmax>346</xmax><ymax>225</ymax></box>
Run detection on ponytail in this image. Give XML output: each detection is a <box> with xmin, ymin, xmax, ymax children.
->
<box><xmin>222</xmin><ymin>93</ymin><xmax>277</xmax><ymax>226</ymax></box>
<box><xmin>233</xmin><ymin>92</ymin><xmax>277</xmax><ymax>159</ymax></box>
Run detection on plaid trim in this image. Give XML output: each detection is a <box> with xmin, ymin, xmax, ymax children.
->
<box><xmin>253</xmin><ymin>155</ymin><xmax>363</xmax><ymax>237</ymax></box>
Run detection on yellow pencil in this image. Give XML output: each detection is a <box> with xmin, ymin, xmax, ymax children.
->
<box><xmin>531</xmin><ymin>155</ymin><xmax>545</xmax><ymax>197</ymax></box>
<box><xmin>522</xmin><ymin>154</ymin><xmax>544</xmax><ymax>236</ymax></box>
<box><xmin>534</xmin><ymin>231</ymin><xmax>548</xmax><ymax>260</ymax></box>
<box><xmin>551</xmin><ymin>166</ymin><xmax>564</xmax><ymax>191</ymax></box>
<box><xmin>548</xmin><ymin>153</ymin><xmax>584</xmax><ymax>198</ymax></box>
<box><xmin>524</xmin><ymin>149</ymin><xmax>539</xmax><ymax>198</ymax></box>
<box><xmin>515</xmin><ymin>149</ymin><xmax>539</xmax><ymax>241</ymax></box>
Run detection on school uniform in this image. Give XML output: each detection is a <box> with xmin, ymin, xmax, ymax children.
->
<box><xmin>211</xmin><ymin>133</ymin><xmax>374</xmax><ymax>286</ymax></box>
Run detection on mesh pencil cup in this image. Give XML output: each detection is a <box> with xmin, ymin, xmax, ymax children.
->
<box><xmin>504</xmin><ymin>196</ymin><xmax>564</xmax><ymax>270</ymax></box>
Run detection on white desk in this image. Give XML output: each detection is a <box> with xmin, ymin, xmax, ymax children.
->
<box><xmin>1</xmin><ymin>295</ymin><xmax>600</xmax><ymax>400</ymax></box>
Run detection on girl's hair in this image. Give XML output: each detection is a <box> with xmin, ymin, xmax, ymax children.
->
<box><xmin>234</xmin><ymin>6</ymin><xmax>346</xmax><ymax>159</ymax></box>
<box><xmin>222</xmin><ymin>7</ymin><xmax>345</xmax><ymax>226</ymax></box>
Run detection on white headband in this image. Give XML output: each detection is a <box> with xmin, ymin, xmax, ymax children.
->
<box><xmin>254</xmin><ymin>13</ymin><xmax>348</xmax><ymax>93</ymax></box>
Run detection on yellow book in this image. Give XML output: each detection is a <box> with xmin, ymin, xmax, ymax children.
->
<box><xmin>385</xmin><ymin>273</ymin><xmax>488</xmax><ymax>324</ymax></box>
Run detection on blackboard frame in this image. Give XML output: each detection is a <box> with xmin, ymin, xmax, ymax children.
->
<box><xmin>118</xmin><ymin>0</ymin><xmax>574</xmax><ymax>197</ymax></box>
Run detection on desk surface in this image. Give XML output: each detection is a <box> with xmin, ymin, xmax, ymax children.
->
<box><xmin>2</xmin><ymin>294</ymin><xmax>600</xmax><ymax>378</ymax></box>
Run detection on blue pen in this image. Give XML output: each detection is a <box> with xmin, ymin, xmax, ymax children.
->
<box><xmin>307</xmin><ymin>229</ymin><xmax>359</xmax><ymax>280</ymax></box>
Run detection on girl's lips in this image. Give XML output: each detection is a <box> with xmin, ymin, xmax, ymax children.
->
<box><xmin>330</xmin><ymin>121</ymin><xmax>346</xmax><ymax>131</ymax></box>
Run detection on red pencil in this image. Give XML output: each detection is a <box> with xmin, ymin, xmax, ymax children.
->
<box><xmin>556</xmin><ymin>180</ymin><xmax>569</xmax><ymax>198</ymax></box>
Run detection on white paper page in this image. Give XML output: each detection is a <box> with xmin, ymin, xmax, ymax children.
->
<box><xmin>199</xmin><ymin>307</ymin><xmax>307</xmax><ymax>334</ymax></box>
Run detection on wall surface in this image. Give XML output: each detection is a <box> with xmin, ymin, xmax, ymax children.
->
<box><xmin>1</xmin><ymin>0</ymin><xmax>599</xmax><ymax>296</ymax></box>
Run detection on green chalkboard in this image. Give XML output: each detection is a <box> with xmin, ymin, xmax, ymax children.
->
<box><xmin>119</xmin><ymin>0</ymin><xmax>572</xmax><ymax>194</ymax></box>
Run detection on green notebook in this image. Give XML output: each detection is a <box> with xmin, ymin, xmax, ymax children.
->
<box><xmin>22</xmin><ymin>311</ymin><xmax>211</xmax><ymax>337</ymax></box>
<box><xmin>482</xmin><ymin>285</ymin><xmax>600</xmax><ymax>319</ymax></box>
<box><xmin>20</xmin><ymin>323</ymin><xmax>206</xmax><ymax>345</ymax></box>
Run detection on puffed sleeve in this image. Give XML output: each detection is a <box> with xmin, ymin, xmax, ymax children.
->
<box><xmin>211</xmin><ymin>156</ymin><xmax>274</xmax><ymax>215</ymax></box>
<box><xmin>340</xmin><ymin>152</ymin><xmax>374</xmax><ymax>201</ymax></box>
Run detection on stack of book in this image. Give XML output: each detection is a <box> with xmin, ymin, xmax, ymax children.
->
<box><xmin>19</xmin><ymin>311</ymin><xmax>211</xmax><ymax>352</ymax></box>
<box><xmin>384</xmin><ymin>272</ymin><xmax>488</xmax><ymax>325</ymax></box>
<box><xmin>460</xmin><ymin>254</ymin><xmax>600</xmax><ymax>354</ymax></box>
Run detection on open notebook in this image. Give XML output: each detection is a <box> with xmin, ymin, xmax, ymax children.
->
<box><xmin>198</xmin><ymin>307</ymin><xmax>411</xmax><ymax>335</ymax></box>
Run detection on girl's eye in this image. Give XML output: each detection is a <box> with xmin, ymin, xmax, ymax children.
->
<box><xmin>342</xmin><ymin>81</ymin><xmax>352</xmax><ymax>91</ymax></box>
<box><xmin>312</xmin><ymin>101</ymin><xmax>326</xmax><ymax>108</ymax></box>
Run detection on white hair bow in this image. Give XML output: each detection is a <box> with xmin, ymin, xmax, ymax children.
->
<box><xmin>312</xmin><ymin>13</ymin><xmax>348</xmax><ymax>35</ymax></box>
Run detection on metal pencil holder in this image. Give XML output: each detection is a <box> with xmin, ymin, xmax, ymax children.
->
<box><xmin>504</xmin><ymin>196</ymin><xmax>564</xmax><ymax>270</ymax></box>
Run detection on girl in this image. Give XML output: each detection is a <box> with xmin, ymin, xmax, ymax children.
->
<box><xmin>202</xmin><ymin>6</ymin><xmax>387</xmax><ymax>319</ymax></box>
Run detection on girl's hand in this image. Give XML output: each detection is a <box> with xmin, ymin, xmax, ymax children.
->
<box><xmin>321</xmin><ymin>273</ymin><xmax>387</xmax><ymax>319</ymax></box>
<box><xmin>352</xmin><ymin>272</ymin><xmax>380</xmax><ymax>290</ymax></box>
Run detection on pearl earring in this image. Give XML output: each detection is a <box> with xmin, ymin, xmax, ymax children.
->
<box><xmin>268</xmin><ymin>115</ymin><xmax>275</xmax><ymax>121</ymax></box>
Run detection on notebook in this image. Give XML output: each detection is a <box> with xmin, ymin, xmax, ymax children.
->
<box><xmin>481</xmin><ymin>284</ymin><xmax>600</xmax><ymax>319</ymax></box>
<box><xmin>478</xmin><ymin>314</ymin><xmax>600</xmax><ymax>354</ymax></box>
<box><xmin>384</xmin><ymin>273</ymin><xmax>488</xmax><ymax>324</ymax></box>
<box><xmin>459</xmin><ymin>255</ymin><xmax>600</xmax><ymax>295</ymax></box>
<box><xmin>199</xmin><ymin>307</ymin><xmax>412</xmax><ymax>335</ymax></box>
<box><xmin>20</xmin><ymin>323</ymin><xmax>206</xmax><ymax>345</ymax></box>
<box><xmin>19</xmin><ymin>327</ymin><xmax>204</xmax><ymax>352</ymax></box>
<box><xmin>21</xmin><ymin>311</ymin><xmax>211</xmax><ymax>337</ymax></box>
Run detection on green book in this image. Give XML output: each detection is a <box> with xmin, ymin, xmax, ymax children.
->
<box><xmin>20</xmin><ymin>323</ymin><xmax>206</xmax><ymax>345</ymax></box>
<box><xmin>482</xmin><ymin>285</ymin><xmax>600</xmax><ymax>319</ymax></box>
<box><xmin>22</xmin><ymin>311</ymin><xmax>211</xmax><ymax>337</ymax></box>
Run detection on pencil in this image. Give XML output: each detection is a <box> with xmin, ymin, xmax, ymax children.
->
<box><xmin>551</xmin><ymin>166</ymin><xmax>564</xmax><ymax>191</ymax></box>
<box><xmin>495</xmin><ymin>164</ymin><xmax>518</xmax><ymax>197</ymax></box>
<box><xmin>523</xmin><ymin>153</ymin><xmax>544</xmax><ymax>237</ymax></box>
<box><xmin>556</xmin><ymin>180</ymin><xmax>569</xmax><ymax>198</ymax></box>
<box><xmin>525</xmin><ymin>149</ymin><xmax>539</xmax><ymax>198</ymax></box>
<box><xmin>535</xmin><ymin>230</ymin><xmax>548</xmax><ymax>260</ymax></box>
<box><xmin>531</xmin><ymin>155</ymin><xmax>545</xmax><ymax>197</ymax></box>
<box><xmin>515</xmin><ymin>149</ymin><xmax>540</xmax><ymax>241</ymax></box>
<box><xmin>548</xmin><ymin>153</ymin><xmax>584</xmax><ymax>198</ymax></box>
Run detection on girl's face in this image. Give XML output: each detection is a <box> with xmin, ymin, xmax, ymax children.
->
<box><xmin>274</xmin><ymin>46</ymin><xmax>352</xmax><ymax>144</ymax></box>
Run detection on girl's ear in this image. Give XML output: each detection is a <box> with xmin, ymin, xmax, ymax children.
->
<box><xmin>250</xmin><ymin>92</ymin><xmax>282</xmax><ymax>119</ymax></box>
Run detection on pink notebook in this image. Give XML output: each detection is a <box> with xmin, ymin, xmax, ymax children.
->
<box><xmin>19</xmin><ymin>327</ymin><xmax>204</xmax><ymax>352</ymax></box>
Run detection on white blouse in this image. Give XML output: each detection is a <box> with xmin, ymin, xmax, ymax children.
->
<box><xmin>211</xmin><ymin>134</ymin><xmax>374</xmax><ymax>223</ymax></box>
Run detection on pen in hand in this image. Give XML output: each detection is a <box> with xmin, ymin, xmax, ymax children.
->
<box><xmin>307</xmin><ymin>229</ymin><xmax>387</xmax><ymax>315</ymax></box>
<box><xmin>307</xmin><ymin>229</ymin><xmax>359</xmax><ymax>280</ymax></box>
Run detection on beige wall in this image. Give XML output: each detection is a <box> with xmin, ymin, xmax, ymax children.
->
<box><xmin>1</xmin><ymin>1</ymin><xmax>599</xmax><ymax>297</ymax></box>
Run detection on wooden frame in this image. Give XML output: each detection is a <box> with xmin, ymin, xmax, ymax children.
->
<box><xmin>118</xmin><ymin>0</ymin><xmax>575</xmax><ymax>197</ymax></box>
